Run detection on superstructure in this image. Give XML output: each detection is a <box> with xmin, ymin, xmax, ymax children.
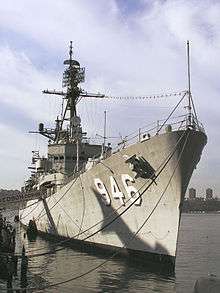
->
<box><xmin>19</xmin><ymin>41</ymin><xmax>207</xmax><ymax>272</ymax></box>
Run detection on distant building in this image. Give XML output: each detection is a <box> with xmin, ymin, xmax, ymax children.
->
<box><xmin>189</xmin><ymin>188</ymin><xmax>196</xmax><ymax>199</ymax></box>
<box><xmin>206</xmin><ymin>188</ymin><xmax>213</xmax><ymax>200</ymax></box>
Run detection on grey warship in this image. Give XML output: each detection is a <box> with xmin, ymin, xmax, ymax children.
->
<box><xmin>19</xmin><ymin>41</ymin><xmax>207</xmax><ymax>271</ymax></box>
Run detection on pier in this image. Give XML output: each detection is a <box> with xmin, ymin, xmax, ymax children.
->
<box><xmin>0</xmin><ymin>213</ymin><xmax>28</xmax><ymax>292</ymax></box>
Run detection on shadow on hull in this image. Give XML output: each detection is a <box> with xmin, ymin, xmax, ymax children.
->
<box><xmin>34</xmin><ymin>229</ymin><xmax>175</xmax><ymax>277</ymax></box>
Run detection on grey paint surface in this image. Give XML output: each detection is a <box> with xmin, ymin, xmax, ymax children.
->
<box><xmin>20</xmin><ymin>129</ymin><xmax>207</xmax><ymax>260</ymax></box>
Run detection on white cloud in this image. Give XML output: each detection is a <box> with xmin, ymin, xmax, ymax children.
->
<box><xmin>0</xmin><ymin>123</ymin><xmax>47</xmax><ymax>188</ymax></box>
<box><xmin>0</xmin><ymin>46</ymin><xmax>61</xmax><ymax>124</ymax></box>
<box><xmin>0</xmin><ymin>0</ymin><xmax>219</xmax><ymax>193</ymax></box>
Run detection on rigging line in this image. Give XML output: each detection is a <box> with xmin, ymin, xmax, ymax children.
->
<box><xmin>99</xmin><ymin>161</ymin><xmax>114</xmax><ymax>174</ymax></box>
<box><xmin>52</xmin><ymin>175</ymin><xmax>89</xmax><ymax>239</ymax></box>
<box><xmin>78</xmin><ymin>174</ymin><xmax>86</xmax><ymax>238</ymax></box>
<box><xmin>80</xmin><ymin>130</ymin><xmax>189</xmax><ymax>243</ymax></box>
<box><xmin>2</xmin><ymin>131</ymin><xmax>189</xmax><ymax>292</ymax></box>
<box><xmin>0</xmin><ymin>194</ymin><xmax>164</xmax><ymax>293</ymax></box>
<box><xmin>29</xmin><ymin>129</ymin><xmax>188</xmax><ymax>258</ymax></box>
<box><xmin>18</xmin><ymin>173</ymin><xmax>153</xmax><ymax>255</ymax></box>
<box><xmin>20</xmin><ymin>175</ymin><xmax>88</xmax><ymax>254</ymax></box>
<box><xmin>35</xmin><ymin>175</ymin><xmax>79</xmax><ymax>222</ymax></box>
<box><xmin>1</xmin><ymin>130</ymin><xmax>188</xmax><ymax>258</ymax></box>
<box><xmin>17</xmin><ymin>177</ymin><xmax>83</xmax><ymax>254</ymax></box>
<box><xmin>0</xmin><ymin>129</ymin><xmax>188</xmax><ymax>260</ymax></box>
<box><xmin>114</xmin><ymin>113</ymin><xmax>187</xmax><ymax>148</ymax></box>
<box><xmin>104</xmin><ymin>90</ymin><xmax>187</xmax><ymax>100</ymax></box>
<box><xmin>156</xmin><ymin>92</ymin><xmax>187</xmax><ymax>135</ymax></box>
<box><xmin>20</xmin><ymin>198</ymin><xmax>42</xmax><ymax>212</ymax></box>
<box><xmin>190</xmin><ymin>93</ymin><xmax>199</xmax><ymax>124</ymax></box>
<box><xmin>45</xmin><ymin>130</ymin><xmax>189</xmax><ymax>288</ymax></box>
<box><xmin>76</xmin><ymin>96</ymin><xmax>83</xmax><ymax>104</ymax></box>
<box><xmin>20</xmin><ymin>192</ymin><xmax>55</xmax><ymax>221</ymax></box>
<box><xmin>32</xmin><ymin>195</ymin><xmax>54</xmax><ymax>222</ymax></box>
<box><xmin>144</xmin><ymin>131</ymin><xmax>190</xmax><ymax>242</ymax></box>
<box><xmin>32</xmin><ymin>168</ymin><xmax>79</xmax><ymax>223</ymax></box>
<box><xmin>34</xmin><ymin>195</ymin><xmax>57</xmax><ymax>222</ymax></box>
<box><xmin>17</xmin><ymin>174</ymin><xmax>81</xmax><ymax>251</ymax></box>
<box><xmin>29</xmin><ymin>129</ymin><xmax>186</xmax><ymax>253</ymax></box>
<box><xmin>54</xmin><ymin>199</ymin><xmax>89</xmax><ymax>238</ymax></box>
<box><xmin>0</xmin><ymin>154</ymin><xmax>162</xmax><ymax>259</ymax></box>
<box><xmin>61</xmin><ymin>97</ymin><xmax>64</xmax><ymax>117</ymax></box>
<box><xmin>56</xmin><ymin>100</ymin><xmax>68</xmax><ymax>142</ymax></box>
<box><xmin>19</xmin><ymin>200</ymin><xmax>42</xmax><ymax>221</ymax></box>
<box><xmin>18</xmin><ymin>178</ymin><xmax>154</xmax><ymax>258</ymax></box>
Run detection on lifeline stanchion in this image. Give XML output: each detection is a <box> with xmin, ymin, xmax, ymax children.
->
<box><xmin>20</xmin><ymin>245</ymin><xmax>28</xmax><ymax>293</ymax></box>
<box><xmin>0</xmin><ymin>129</ymin><xmax>188</xmax><ymax>260</ymax></box>
<box><xmin>1</xmin><ymin>130</ymin><xmax>190</xmax><ymax>292</ymax></box>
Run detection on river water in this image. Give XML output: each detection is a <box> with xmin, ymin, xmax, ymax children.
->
<box><xmin>0</xmin><ymin>212</ymin><xmax>219</xmax><ymax>292</ymax></box>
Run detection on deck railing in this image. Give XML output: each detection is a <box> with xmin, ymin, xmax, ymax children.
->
<box><xmin>111</xmin><ymin>113</ymin><xmax>205</xmax><ymax>152</ymax></box>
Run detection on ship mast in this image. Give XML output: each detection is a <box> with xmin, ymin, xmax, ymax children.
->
<box><xmin>102</xmin><ymin>110</ymin><xmax>107</xmax><ymax>157</ymax></box>
<box><xmin>63</xmin><ymin>40</ymin><xmax>82</xmax><ymax>138</ymax></box>
<box><xmin>187</xmin><ymin>40</ymin><xmax>192</xmax><ymax>126</ymax></box>
<box><xmin>32</xmin><ymin>41</ymin><xmax>193</xmax><ymax>145</ymax></box>
<box><xmin>38</xmin><ymin>41</ymin><xmax>105</xmax><ymax>144</ymax></box>
<box><xmin>186</xmin><ymin>40</ymin><xmax>199</xmax><ymax>128</ymax></box>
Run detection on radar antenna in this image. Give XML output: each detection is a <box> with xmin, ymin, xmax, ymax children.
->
<box><xmin>41</xmin><ymin>41</ymin><xmax>104</xmax><ymax>143</ymax></box>
<box><xmin>33</xmin><ymin>42</ymin><xmax>190</xmax><ymax>144</ymax></box>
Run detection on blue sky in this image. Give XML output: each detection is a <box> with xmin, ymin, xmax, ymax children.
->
<box><xmin>0</xmin><ymin>0</ymin><xmax>219</xmax><ymax>196</ymax></box>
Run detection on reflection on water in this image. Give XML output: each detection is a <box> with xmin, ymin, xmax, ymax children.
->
<box><xmin>25</xmin><ymin>235</ymin><xmax>175</xmax><ymax>293</ymax></box>
<box><xmin>1</xmin><ymin>212</ymin><xmax>220</xmax><ymax>292</ymax></box>
<box><xmin>176</xmin><ymin>213</ymin><xmax>220</xmax><ymax>293</ymax></box>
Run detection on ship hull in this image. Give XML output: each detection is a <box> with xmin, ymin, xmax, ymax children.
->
<box><xmin>19</xmin><ymin>129</ymin><xmax>207</xmax><ymax>270</ymax></box>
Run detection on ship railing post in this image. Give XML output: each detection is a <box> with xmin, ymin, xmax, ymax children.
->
<box><xmin>76</xmin><ymin>138</ymin><xmax>79</xmax><ymax>172</ymax></box>
<box><xmin>157</xmin><ymin>120</ymin><xmax>160</xmax><ymax>134</ymax></box>
<box><xmin>6</xmin><ymin>256</ymin><xmax>13</xmax><ymax>292</ymax></box>
<box><xmin>20</xmin><ymin>245</ymin><xmax>28</xmax><ymax>292</ymax></box>
<box><xmin>12</xmin><ymin>254</ymin><xmax>18</xmax><ymax>277</ymax></box>
<box><xmin>138</xmin><ymin>128</ymin><xmax>141</xmax><ymax>142</ymax></box>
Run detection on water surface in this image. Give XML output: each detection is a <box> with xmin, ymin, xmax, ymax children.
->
<box><xmin>0</xmin><ymin>212</ymin><xmax>219</xmax><ymax>292</ymax></box>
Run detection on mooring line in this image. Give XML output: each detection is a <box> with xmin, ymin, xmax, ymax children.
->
<box><xmin>1</xmin><ymin>129</ymin><xmax>190</xmax><ymax>292</ymax></box>
<box><xmin>0</xmin><ymin>129</ymin><xmax>188</xmax><ymax>258</ymax></box>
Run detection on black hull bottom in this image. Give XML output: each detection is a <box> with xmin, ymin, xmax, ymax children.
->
<box><xmin>23</xmin><ymin>224</ymin><xmax>175</xmax><ymax>276</ymax></box>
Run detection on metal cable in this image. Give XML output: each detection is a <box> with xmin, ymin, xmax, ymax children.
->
<box><xmin>0</xmin><ymin>129</ymin><xmax>188</xmax><ymax>258</ymax></box>
<box><xmin>77</xmin><ymin>174</ymin><xmax>86</xmax><ymax>237</ymax></box>
<box><xmin>34</xmin><ymin>176</ymin><xmax>79</xmax><ymax>221</ymax></box>
<box><xmin>1</xmin><ymin>129</ymin><xmax>190</xmax><ymax>292</ymax></box>
<box><xmin>25</xmin><ymin>129</ymin><xmax>187</xmax><ymax>256</ymax></box>
<box><xmin>104</xmin><ymin>91</ymin><xmax>186</xmax><ymax>100</ymax></box>
<box><xmin>156</xmin><ymin>92</ymin><xmax>187</xmax><ymax>135</ymax></box>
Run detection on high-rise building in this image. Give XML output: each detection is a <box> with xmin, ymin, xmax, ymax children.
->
<box><xmin>189</xmin><ymin>188</ymin><xmax>196</xmax><ymax>199</ymax></box>
<box><xmin>206</xmin><ymin>188</ymin><xmax>213</xmax><ymax>200</ymax></box>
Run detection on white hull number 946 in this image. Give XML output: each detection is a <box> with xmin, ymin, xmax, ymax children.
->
<box><xmin>94</xmin><ymin>174</ymin><xmax>142</xmax><ymax>206</ymax></box>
